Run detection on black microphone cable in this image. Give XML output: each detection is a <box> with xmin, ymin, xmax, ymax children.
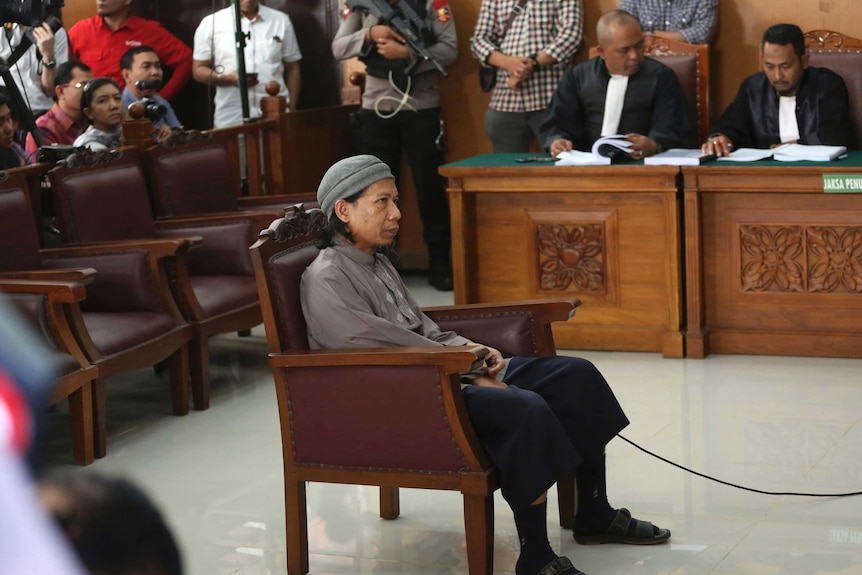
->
<box><xmin>617</xmin><ymin>433</ymin><xmax>862</xmax><ymax>497</ymax></box>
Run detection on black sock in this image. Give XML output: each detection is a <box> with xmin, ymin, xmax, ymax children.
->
<box><xmin>572</xmin><ymin>453</ymin><xmax>615</xmax><ymax>534</ymax></box>
<box><xmin>514</xmin><ymin>501</ymin><xmax>556</xmax><ymax>575</ymax></box>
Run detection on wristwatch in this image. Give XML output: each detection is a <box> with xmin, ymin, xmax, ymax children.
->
<box><xmin>42</xmin><ymin>59</ymin><xmax>57</xmax><ymax>69</ymax></box>
<box><xmin>527</xmin><ymin>52</ymin><xmax>539</xmax><ymax>67</ymax></box>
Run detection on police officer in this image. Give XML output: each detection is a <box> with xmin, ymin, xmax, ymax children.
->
<box><xmin>332</xmin><ymin>0</ymin><xmax>456</xmax><ymax>291</ymax></box>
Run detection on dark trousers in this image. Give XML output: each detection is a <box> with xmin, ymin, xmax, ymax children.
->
<box><xmin>461</xmin><ymin>356</ymin><xmax>630</xmax><ymax>510</ymax></box>
<box><xmin>359</xmin><ymin>108</ymin><xmax>451</xmax><ymax>253</ymax></box>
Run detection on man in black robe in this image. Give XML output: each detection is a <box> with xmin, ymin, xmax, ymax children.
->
<box><xmin>703</xmin><ymin>23</ymin><xmax>854</xmax><ymax>156</ymax></box>
<box><xmin>540</xmin><ymin>9</ymin><xmax>690</xmax><ymax>159</ymax></box>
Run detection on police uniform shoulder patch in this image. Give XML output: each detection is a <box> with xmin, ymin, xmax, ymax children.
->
<box><xmin>431</xmin><ymin>0</ymin><xmax>451</xmax><ymax>22</ymax></box>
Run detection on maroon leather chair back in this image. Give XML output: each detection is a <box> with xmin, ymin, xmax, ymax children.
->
<box><xmin>653</xmin><ymin>53</ymin><xmax>701</xmax><ymax>147</ymax></box>
<box><xmin>808</xmin><ymin>50</ymin><xmax>862</xmax><ymax>146</ymax></box>
<box><xmin>50</xmin><ymin>150</ymin><xmax>157</xmax><ymax>244</ymax></box>
<box><xmin>0</xmin><ymin>175</ymin><xmax>44</xmax><ymax>272</ymax></box>
<box><xmin>146</xmin><ymin>134</ymin><xmax>239</xmax><ymax>217</ymax></box>
<box><xmin>268</xmin><ymin>243</ymin><xmax>320</xmax><ymax>353</ymax></box>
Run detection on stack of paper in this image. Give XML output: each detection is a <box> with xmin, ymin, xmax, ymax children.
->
<box><xmin>644</xmin><ymin>149</ymin><xmax>711</xmax><ymax>166</ymax></box>
<box><xmin>773</xmin><ymin>144</ymin><xmax>847</xmax><ymax>162</ymax></box>
<box><xmin>717</xmin><ymin>143</ymin><xmax>847</xmax><ymax>162</ymax></box>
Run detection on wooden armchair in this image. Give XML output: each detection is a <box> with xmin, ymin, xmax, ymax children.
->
<box><xmin>142</xmin><ymin>130</ymin><xmax>318</xmax><ymax>218</ymax></box>
<box><xmin>590</xmin><ymin>34</ymin><xmax>711</xmax><ymax>146</ymax></box>
<box><xmin>250</xmin><ymin>206</ymin><xmax>580</xmax><ymax>575</ymax></box>
<box><xmin>48</xmin><ymin>147</ymin><xmax>275</xmax><ymax>410</ymax></box>
<box><xmin>0</xmin><ymin>172</ymin><xmax>192</xmax><ymax>460</ymax></box>
<box><xmin>804</xmin><ymin>29</ymin><xmax>862</xmax><ymax>145</ymax></box>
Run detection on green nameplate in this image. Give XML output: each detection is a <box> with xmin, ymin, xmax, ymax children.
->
<box><xmin>823</xmin><ymin>174</ymin><xmax>862</xmax><ymax>193</ymax></box>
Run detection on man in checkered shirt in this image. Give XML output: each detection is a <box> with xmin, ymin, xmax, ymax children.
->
<box><xmin>619</xmin><ymin>0</ymin><xmax>718</xmax><ymax>44</ymax></box>
<box><xmin>471</xmin><ymin>0</ymin><xmax>583</xmax><ymax>152</ymax></box>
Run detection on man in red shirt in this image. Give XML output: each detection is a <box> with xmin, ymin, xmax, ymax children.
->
<box><xmin>68</xmin><ymin>0</ymin><xmax>191</xmax><ymax>101</ymax></box>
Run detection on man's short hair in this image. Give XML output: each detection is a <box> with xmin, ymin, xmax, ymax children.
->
<box><xmin>596</xmin><ymin>9</ymin><xmax>640</xmax><ymax>45</ymax></box>
<box><xmin>762</xmin><ymin>24</ymin><xmax>806</xmax><ymax>58</ymax></box>
<box><xmin>53</xmin><ymin>61</ymin><xmax>92</xmax><ymax>100</ymax></box>
<box><xmin>120</xmin><ymin>45</ymin><xmax>158</xmax><ymax>71</ymax></box>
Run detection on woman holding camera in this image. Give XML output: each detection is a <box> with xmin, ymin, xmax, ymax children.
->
<box><xmin>73</xmin><ymin>77</ymin><xmax>124</xmax><ymax>151</ymax></box>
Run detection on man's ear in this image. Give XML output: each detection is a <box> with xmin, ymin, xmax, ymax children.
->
<box><xmin>801</xmin><ymin>52</ymin><xmax>810</xmax><ymax>69</ymax></box>
<box><xmin>121</xmin><ymin>68</ymin><xmax>132</xmax><ymax>86</ymax></box>
<box><xmin>334</xmin><ymin>198</ymin><xmax>351</xmax><ymax>224</ymax></box>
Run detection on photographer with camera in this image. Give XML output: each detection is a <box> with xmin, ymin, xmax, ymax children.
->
<box><xmin>72</xmin><ymin>77</ymin><xmax>123</xmax><ymax>151</ymax></box>
<box><xmin>121</xmin><ymin>46</ymin><xmax>180</xmax><ymax>142</ymax></box>
<box><xmin>0</xmin><ymin>12</ymin><xmax>68</xmax><ymax>118</ymax></box>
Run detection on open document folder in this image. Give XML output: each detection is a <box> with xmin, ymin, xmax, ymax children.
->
<box><xmin>556</xmin><ymin>135</ymin><xmax>633</xmax><ymax>166</ymax></box>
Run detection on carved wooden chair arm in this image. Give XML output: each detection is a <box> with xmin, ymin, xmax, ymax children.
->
<box><xmin>43</xmin><ymin>237</ymin><xmax>197</xmax><ymax>260</ymax></box>
<box><xmin>155</xmin><ymin>210</ymin><xmax>284</xmax><ymax>233</ymax></box>
<box><xmin>0</xmin><ymin>277</ymin><xmax>89</xmax><ymax>303</ymax></box>
<box><xmin>0</xmin><ymin>268</ymin><xmax>97</xmax><ymax>287</ymax></box>
<box><xmin>269</xmin><ymin>345</ymin><xmax>488</xmax><ymax>373</ymax></box>
<box><xmin>425</xmin><ymin>299</ymin><xmax>580</xmax><ymax>358</ymax></box>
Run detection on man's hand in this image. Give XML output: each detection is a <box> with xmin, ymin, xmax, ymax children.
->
<box><xmin>481</xmin><ymin>346</ymin><xmax>505</xmax><ymax>378</ymax></box>
<box><xmin>368</xmin><ymin>25</ymin><xmax>410</xmax><ymax>60</ymax></box>
<box><xmin>505</xmin><ymin>55</ymin><xmax>535</xmax><ymax>83</ymax></box>
<box><xmin>215</xmin><ymin>71</ymin><xmax>258</xmax><ymax>88</ymax></box>
<box><xmin>155</xmin><ymin>124</ymin><xmax>173</xmax><ymax>142</ymax></box>
<box><xmin>550</xmin><ymin>138</ymin><xmax>573</xmax><ymax>158</ymax></box>
<box><xmin>701</xmin><ymin>133</ymin><xmax>734</xmax><ymax>157</ymax></box>
<box><xmin>32</xmin><ymin>23</ymin><xmax>55</xmax><ymax>63</ymax></box>
<box><xmin>626</xmin><ymin>133</ymin><xmax>657</xmax><ymax>158</ymax></box>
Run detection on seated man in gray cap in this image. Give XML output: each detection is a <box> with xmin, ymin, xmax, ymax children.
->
<box><xmin>300</xmin><ymin>155</ymin><xmax>671</xmax><ymax>575</ymax></box>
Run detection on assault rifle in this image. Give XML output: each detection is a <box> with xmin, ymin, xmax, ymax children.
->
<box><xmin>345</xmin><ymin>0</ymin><xmax>448</xmax><ymax>76</ymax></box>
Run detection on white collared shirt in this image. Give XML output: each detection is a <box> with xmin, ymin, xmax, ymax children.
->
<box><xmin>601</xmin><ymin>74</ymin><xmax>629</xmax><ymax>136</ymax></box>
<box><xmin>193</xmin><ymin>4</ymin><xmax>302</xmax><ymax>128</ymax></box>
<box><xmin>778</xmin><ymin>95</ymin><xmax>800</xmax><ymax>143</ymax></box>
<box><xmin>0</xmin><ymin>25</ymin><xmax>69</xmax><ymax>114</ymax></box>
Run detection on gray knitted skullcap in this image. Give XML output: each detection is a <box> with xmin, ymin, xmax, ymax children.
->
<box><xmin>317</xmin><ymin>155</ymin><xmax>394</xmax><ymax>218</ymax></box>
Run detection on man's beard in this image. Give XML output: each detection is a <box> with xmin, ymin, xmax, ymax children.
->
<box><xmin>376</xmin><ymin>241</ymin><xmax>399</xmax><ymax>264</ymax></box>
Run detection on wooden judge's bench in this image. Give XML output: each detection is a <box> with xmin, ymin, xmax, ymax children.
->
<box><xmin>441</xmin><ymin>153</ymin><xmax>862</xmax><ymax>359</ymax></box>
<box><xmin>440</xmin><ymin>155</ymin><xmax>685</xmax><ymax>358</ymax></box>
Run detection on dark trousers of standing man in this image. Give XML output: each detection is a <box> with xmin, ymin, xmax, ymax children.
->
<box><xmin>359</xmin><ymin>107</ymin><xmax>452</xmax><ymax>289</ymax></box>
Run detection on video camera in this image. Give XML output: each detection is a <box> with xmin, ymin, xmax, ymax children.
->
<box><xmin>137</xmin><ymin>97</ymin><xmax>167</xmax><ymax>123</ymax></box>
<box><xmin>0</xmin><ymin>0</ymin><xmax>64</xmax><ymax>27</ymax></box>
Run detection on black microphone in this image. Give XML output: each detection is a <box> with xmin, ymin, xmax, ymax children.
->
<box><xmin>135</xmin><ymin>78</ymin><xmax>162</xmax><ymax>92</ymax></box>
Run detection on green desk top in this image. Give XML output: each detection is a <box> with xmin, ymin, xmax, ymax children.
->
<box><xmin>442</xmin><ymin>150</ymin><xmax>862</xmax><ymax>169</ymax></box>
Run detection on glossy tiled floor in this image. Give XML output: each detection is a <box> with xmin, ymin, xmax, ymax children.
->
<box><xmin>42</xmin><ymin>275</ymin><xmax>862</xmax><ymax>575</ymax></box>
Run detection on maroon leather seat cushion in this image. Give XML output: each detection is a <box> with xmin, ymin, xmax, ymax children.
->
<box><xmin>81</xmin><ymin>311</ymin><xmax>180</xmax><ymax>357</ymax></box>
<box><xmin>189</xmin><ymin>275</ymin><xmax>259</xmax><ymax>317</ymax></box>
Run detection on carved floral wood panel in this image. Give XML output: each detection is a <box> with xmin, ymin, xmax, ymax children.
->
<box><xmin>740</xmin><ymin>224</ymin><xmax>862</xmax><ymax>293</ymax></box>
<box><xmin>536</xmin><ymin>223</ymin><xmax>606</xmax><ymax>293</ymax></box>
